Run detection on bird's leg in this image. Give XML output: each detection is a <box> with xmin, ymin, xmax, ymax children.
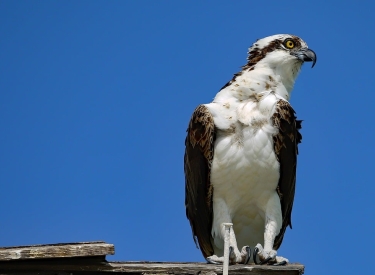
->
<box><xmin>206</xmin><ymin>227</ymin><xmax>251</xmax><ymax>265</ymax></box>
<box><xmin>206</xmin><ymin>199</ymin><xmax>251</xmax><ymax>264</ymax></box>
<box><xmin>253</xmin><ymin>194</ymin><xmax>288</xmax><ymax>265</ymax></box>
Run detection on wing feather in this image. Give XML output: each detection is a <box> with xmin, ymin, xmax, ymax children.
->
<box><xmin>272</xmin><ymin>100</ymin><xmax>302</xmax><ymax>250</ymax></box>
<box><xmin>184</xmin><ymin>105</ymin><xmax>215</xmax><ymax>258</ymax></box>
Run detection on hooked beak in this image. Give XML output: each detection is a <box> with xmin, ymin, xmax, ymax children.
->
<box><xmin>292</xmin><ymin>48</ymin><xmax>317</xmax><ymax>68</ymax></box>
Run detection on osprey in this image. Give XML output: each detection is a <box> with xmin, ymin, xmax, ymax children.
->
<box><xmin>184</xmin><ymin>34</ymin><xmax>316</xmax><ymax>265</ymax></box>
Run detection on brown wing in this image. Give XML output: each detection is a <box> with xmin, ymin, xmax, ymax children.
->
<box><xmin>184</xmin><ymin>105</ymin><xmax>216</xmax><ymax>258</ymax></box>
<box><xmin>271</xmin><ymin>100</ymin><xmax>302</xmax><ymax>250</ymax></box>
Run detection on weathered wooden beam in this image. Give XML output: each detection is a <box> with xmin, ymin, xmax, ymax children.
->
<box><xmin>0</xmin><ymin>242</ymin><xmax>304</xmax><ymax>274</ymax></box>
<box><xmin>0</xmin><ymin>241</ymin><xmax>114</xmax><ymax>261</ymax></box>
<box><xmin>107</xmin><ymin>262</ymin><xmax>305</xmax><ymax>275</ymax></box>
<box><xmin>0</xmin><ymin>259</ymin><xmax>304</xmax><ymax>275</ymax></box>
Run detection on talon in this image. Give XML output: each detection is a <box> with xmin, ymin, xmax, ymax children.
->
<box><xmin>260</xmin><ymin>256</ymin><xmax>272</xmax><ymax>265</ymax></box>
<box><xmin>208</xmin><ymin>246</ymin><xmax>253</xmax><ymax>265</ymax></box>
<box><xmin>253</xmin><ymin>246</ymin><xmax>260</xmax><ymax>264</ymax></box>
<box><xmin>206</xmin><ymin>258</ymin><xmax>221</xmax><ymax>265</ymax></box>
<box><xmin>244</xmin><ymin>246</ymin><xmax>251</xmax><ymax>264</ymax></box>
<box><xmin>228</xmin><ymin>246</ymin><xmax>235</xmax><ymax>264</ymax></box>
<box><xmin>229</xmin><ymin>246</ymin><xmax>234</xmax><ymax>256</ymax></box>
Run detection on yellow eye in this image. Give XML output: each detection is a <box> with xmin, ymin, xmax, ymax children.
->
<box><xmin>284</xmin><ymin>39</ymin><xmax>295</xmax><ymax>49</ymax></box>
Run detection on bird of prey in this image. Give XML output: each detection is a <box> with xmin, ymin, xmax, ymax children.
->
<box><xmin>184</xmin><ymin>34</ymin><xmax>316</xmax><ymax>265</ymax></box>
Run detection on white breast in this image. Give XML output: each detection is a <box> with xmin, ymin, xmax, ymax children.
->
<box><xmin>205</xmin><ymin>81</ymin><xmax>284</xmax><ymax>252</ymax></box>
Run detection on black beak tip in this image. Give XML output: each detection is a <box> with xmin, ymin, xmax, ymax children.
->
<box><xmin>306</xmin><ymin>49</ymin><xmax>317</xmax><ymax>68</ymax></box>
<box><xmin>294</xmin><ymin>48</ymin><xmax>317</xmax><ymax>68</ymax></box>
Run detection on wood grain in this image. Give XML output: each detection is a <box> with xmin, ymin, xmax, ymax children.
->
<box><xmin>108</xmin><ymin>262</ymin><xmax>305</xmax><ymax>275</ymax></box>
<box><xmin>0</xmin><ymin>241</ymin><xmax>114</xmax><ymax>261</ymax></box>
<box><xmin>0</xmin><ymin>242</ymin><xmax>304</xmax><ymax>274</ymax></box>
<box><xmin>0</xmin><ymin>260</ymin><xmax>304</xmax><ymax>275</ymax></box>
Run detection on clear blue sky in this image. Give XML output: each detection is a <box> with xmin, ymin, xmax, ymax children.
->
<box><xmin>1</xmin><ymin>1</ymin><xmax>374</xmax><ymax>274</ymax></box>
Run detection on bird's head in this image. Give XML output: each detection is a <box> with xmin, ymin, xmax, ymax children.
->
<box><xmin>243</xmin><ymin>34</ymin><xmax>316</xmax><ymax>94</ymax></box>
<box><xmin>247</xmin><ymin>34</ymin><xmax>316</xmax><ymax>74</ymax></box>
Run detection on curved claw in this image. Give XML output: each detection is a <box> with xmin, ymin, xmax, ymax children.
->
<box><xmin>244</xmin><ymin>246</ymin><xmax>251</xmax><ymax>264</ymax></box>
<box><xmin>229</xmin><ymin>246</ymin><xmax>234</xmax><ymax>257</ymax></box>
<box><xmin>253</xmin><ymin>246</ymin><xmax>260</xmax><ymax>264</ymax></box>
<box><xmin>228</xmin><ymin>246</ymin><xmax>234</xmax><ymax>265</ymax></box>
<box><xmin>273</xmin><ymin>260</ymin><xmax>287</xmax><ymax>266</ymax></box>
<box><xmin>253</xmin><ymin>247</ymin><xmax>273</xmax><ymax>265</ymax></box>
<box><xmin>260</xmin><ymin>256</ymin><xmax>272</xmax><ymax>265</ymax></box>
<box><xmin>206</xmin><ymin>258</ymin><xmax>221</xmax><ymax>265</ymax></box>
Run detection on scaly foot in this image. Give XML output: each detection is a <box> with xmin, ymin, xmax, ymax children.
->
<box><xmin>206</xmin><ymin>246</ymin><xmax>251</xmax><ymax>265</ymax></box>
<box><xmin>253</xmin><ymin>244</ymin><xmax>288</xmax><ymax>266</ymax></box>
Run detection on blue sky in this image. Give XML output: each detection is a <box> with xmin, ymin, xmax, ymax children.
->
<box><xmin>1</xmin><ymin>1</ymin><xmax>374</xmax><ymax>274</ymax></box>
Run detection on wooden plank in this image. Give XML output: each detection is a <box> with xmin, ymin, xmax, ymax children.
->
<box><xmin>0</xmin><ymin>259</ymin><xmax>304</xmax><ymax>275</ymax></box>
<box><xmin>107</xmin><ymin>262</ymin><xmax>305</xmax><ymax>275</ymax></box>
<box><xmin>0</xmin><ymin>241</ymin><xmax>114</xmax><ymax>261</ymax></box>
<box><xmin>0</xmin><ymin>242</ymin><xmax>304</xmax><ymax>274</ymax></box>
